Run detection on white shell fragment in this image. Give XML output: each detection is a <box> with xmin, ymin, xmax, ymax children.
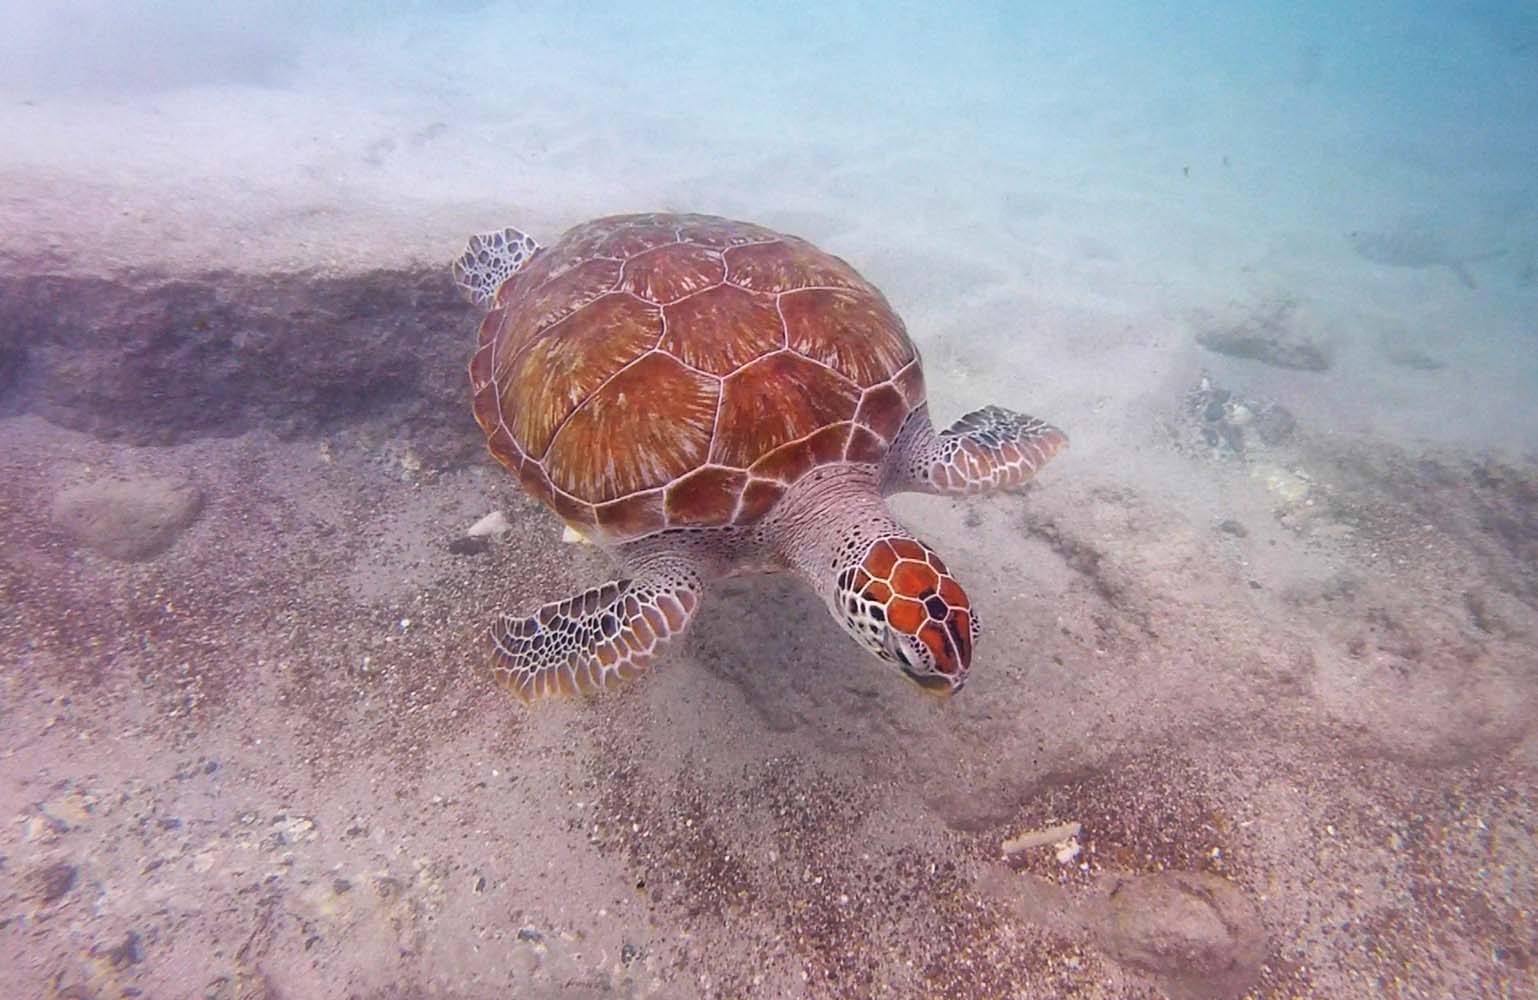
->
<box><xmin>561</xmin><ymin>524</ymin><xmax>592</xmax><ymax>545</ymax></box>
<box><xmin>1001</xmin><ymin>820</ymin><xmax>1083</xmax><ymax>856</ymax></box>
<box><xmin>467</xmin><ymin>511</ymin><xmax>512</xmax><ymax>538</ymax></box>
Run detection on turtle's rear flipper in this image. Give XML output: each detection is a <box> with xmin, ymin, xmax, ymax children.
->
<box><xmin>451</xmin><ymin>227</ymin><xmax>541</xmax><ymax>306</ymax></box>
<box><xmin>889</xmin><ymin>405</ymin><xmax>1067</xmax><ymax>497</ymax></box>
<box><xmin>487</xmin><ymin>558</ymin><xmax>702</xmax><ymax>703</ymax></box>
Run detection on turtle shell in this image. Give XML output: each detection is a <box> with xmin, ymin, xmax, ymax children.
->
<box><xmin>469</xmin><ymin>213</ymin><xmax>925</xmax><ymax>541</ymax></box>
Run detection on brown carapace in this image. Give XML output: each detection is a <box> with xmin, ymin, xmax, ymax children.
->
<box><xmin>456</xmin><ymin>213</ymin><xmax>1066</xmax><ymax>702</ymax></box>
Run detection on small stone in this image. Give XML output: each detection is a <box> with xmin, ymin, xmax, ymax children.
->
<box><xmin>1217</xmin><ymin>520</ymin><xmax>1248</xmax><ymax>538</ymax></box>
<box><xmin>282</xmin><ymin>816</ymin><xmax>316</xmax><ymax>842</ymax></box>
<box><xmin>33</xmin><ymin>861</ymin><xmax>78</xmax><ymax>903</ymax></box>
<box><xmin>94</xmin><ymin>930</ymin><xmax>144</xmax><ymax>968</ymax></box>
<box><xmin>1253</xmin><ymin>404</ymin><xmax>1297</xmax><ymax>446</ymax></box>
<box><xmin>517</xmin><ymin>926</ymin><xmax>543</xmax><ymax>942</ymax></box>
<box><xmin>50</xmin><ymin>473</ymin><xmax>204</xmax><ymax>561</ymax></box>
<box><xmin>1197</xmin><ymin>319</ymin><xmax>1330</xmax><ymax>371</ymax></box>
<box><xmin>621</xmin><ymin>942</ymin><xmax>640</xmax><ymax>965</ymax></box>
<box><xmin>448</xmin><ymin>535</ymin><xmax>490</xmax><ymax>556</ymax></box>
<box><xmin>466</xmin><ymin>510</ymin><xmax>512</xmax><ymax>538</ymax></box>
<box><xmin>1380</xmin><ymin>343</ymin><xmax>1445</xmax><ymax>371</ymax></box>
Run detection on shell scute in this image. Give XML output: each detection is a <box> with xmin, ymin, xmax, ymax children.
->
<box><xmin>781</xmin><ymin>287</ymin><xmax>915</xmax><ymax>387</ymax></box>
<box><xmin>735</xmin><ymin>479</ymin><xmax>785</xmax><ymax>524</ymax></box>
<box><xmin>846</xmin><ymin>425</ymin><xmax>886</xmax><ymax>464</ymax></box>
<box><xmin>661</xmin><ymin>284</ymin><xmax>783</xmax><ymax>375</ymax></box>
<box><xmin>547</xmin><ymin>483</ymin><xmax>597</xmax><ymax>530</ymax></box>
<box><xmin>676</xmin><ymin>217</ymin><xmax>780</xmax><ymax>247</ymax></box>
<box><xmin>711</xmin><ymin>352</ymin><xmax>860</xmax><ymax>468</ymax></box>
<box><xmin>546</xmin><ymin>352</ymin><xmax>718</xmax><ymax>503</ymax></box>
<box><xmin>854</xmin><ymin>383</ymin><xmax>910</xmax><ymax>441</ymax></box>
<box><xmin>502</xmin><ymin>292</ymin><xmax>662</xmax><ymax>456</ymax></box>
<box><xmin>495</xmin><ymin>257</ymin><xmax>623</xmax><ymax>369</ymax></box>
<box><xmin>621</xmin><ymin>244</ymin><xmax>724</xmax><ymax>304</ymax></box>
<box><xmin>666</xmin><ymin>466</ymin><xmax>749</xmax><ymax>527</ymax></box>
<box><xmin>749</xmin><ymin>423</ymin><xmax>853</xmax><ymax>484</ymax></box>
<box><xmin>725</xmin><ymin>239</ymin><xmax>868</xmax><ymax>294</ymax></box>
<box><xmin>595</xmin><ymin>489</ymin><xmax>667</xmax><ymax>537</ymax></box>
<box><xmin>564</xmin><ymin>216</ymin><xmax>681</xmax><ymax>260</ymax></box>
<box><xmin>893</xmin><ymin>359</ymin><xmax>927</xmax><ymax>409</ymax></box>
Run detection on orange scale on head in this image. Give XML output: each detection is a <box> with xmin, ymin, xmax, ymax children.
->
<box><xmin>886</xmin><ymin>597</ymin><xmax>925</xmax><ymax>634</ymax></box>
<box><xmin>657</xmin><ymin>595</ymin><xmax>688</xmax><ymax>631</ymax></box>
<box><xmin>863</xmin><ymin>580</ymin><xmax>892</xmax><ymax>604</ymax></box>
<box><xmin>938</xmin><ymin>577</ymin><xmax>967</xmax><ymax>607</ymax></box>
<box><xmin>917</xmin><ymin>622</ymin><xmax>954</xmax><ymax>669</ymax></box>
<box><xmin>862</xmin><ymin>540</ymin><xmax>899</xmax><ymax>578</ymax></box>
<box><xmin>851</xmin><ymin>569</ymin><xmax>872</xmax><ymax>590</ymax></box>
<box><xmin>891</xmin><ymin>560</ymin><xmax>939</xmax><ymax>597</ymax></box>
<box><xmin>888</xmin><ymin>539</ymin><xmax>926</xmax><ymax>562</ymax></box>
<box><xmin>949</xmin><ymin>610</ymin><xmax>974</xmax><ymax>659</ymax></box>
<box><xmin>924</xmin><ymin>550</ymin><xmax>951</xmax><ymax>575</ymax></box>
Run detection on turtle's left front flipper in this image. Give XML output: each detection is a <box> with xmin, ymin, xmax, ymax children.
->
<box><xmin>488</xmin><ymin>556</ymin><xmax>702</xmax><ymax>702</ymax></box>
<box><xmin>887</xmin><ymin>405</ymin><xmax>1067</xmax><ymax>497</ymax></box>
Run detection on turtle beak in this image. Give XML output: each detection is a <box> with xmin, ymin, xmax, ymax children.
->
<box><xmin>887</xmin><ymin>631</ymin><xmax>966</xmax><ymax>697</ymax></box>
<box><xmin>901</xmin><ymin>663</ymin><xmax>965</xmax><ymax>697</ymax></box>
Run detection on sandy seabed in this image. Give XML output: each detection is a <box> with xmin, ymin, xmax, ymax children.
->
<box><xmin>2</xmin><ymin>19</ymin><xmax>1537</xmax><ymax>995</ymax></box>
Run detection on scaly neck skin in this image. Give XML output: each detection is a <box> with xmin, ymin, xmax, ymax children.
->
<box><xmin>765</xmin><ymin>465</ymin><xmax>906</xmax><ymax>604</ymax></box>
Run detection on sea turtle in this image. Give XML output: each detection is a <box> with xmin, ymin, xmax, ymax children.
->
<box><xmin>453</xmin><ymin>213</ymin><xmax>1066</xmax><ymax>702</ymax></box>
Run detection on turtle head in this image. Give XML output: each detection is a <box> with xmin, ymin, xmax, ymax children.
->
<box><xmin>833</xmin><ymin>536</ymin><xmax>976</xmax><ymax>696</ymax></box>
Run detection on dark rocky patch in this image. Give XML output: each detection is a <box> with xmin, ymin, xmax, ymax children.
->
<box><xmin>0</xmin><ymin>263</ymin><xmax>480</xmax><ymax>463</ymax></box>
<box><xmin>31</xmin><ymin>861</ymin><xmax>78</xmax><ymax>904</ymax></box>
<box><xmin>1195</xmin><ymin>298</ymin><xmax>1330</xmax><ymax>371</ymax></box>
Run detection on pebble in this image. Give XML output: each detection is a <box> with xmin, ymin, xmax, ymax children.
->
<box><xmin>50</xmin><ymin>473</ymin><xmax>204</xmax><ymax>561</ymax></box>
<box><xmin>32</xmin><ymin>861</ymin><xmax>78</xmax><ymax>903</ymax></box>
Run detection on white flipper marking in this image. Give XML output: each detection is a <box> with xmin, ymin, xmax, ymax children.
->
<box><xmin>451</xmin><ymin>227</ymin><xmax>541</xmax><ymax>307</ymax></box>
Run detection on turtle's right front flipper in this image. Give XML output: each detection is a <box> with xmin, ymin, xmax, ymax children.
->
<box><xmin>488</xmin><ymin>557</ymin><xmax>702</xmax><ymax>702</ymax></box>
<box><xmin>885</xmin><ymin>404</ymin><xmax>1067</xmax><ymax>497</ymax></box>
